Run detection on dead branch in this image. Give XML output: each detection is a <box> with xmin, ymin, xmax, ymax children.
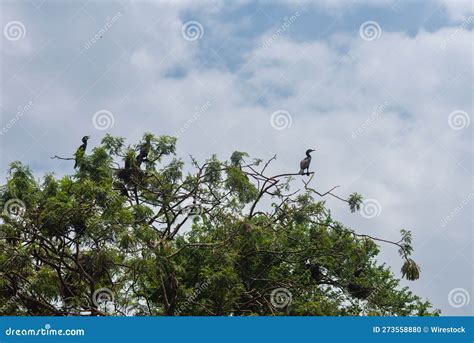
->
<box><xmin>51</xmin><ymin>155</ymin><xmax>75</xmax><ymax>161</ymax></box>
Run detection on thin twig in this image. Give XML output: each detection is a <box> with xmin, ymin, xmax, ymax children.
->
<box><xmin>51</xmin><ymin>155</ymin><xmax>75</xmax><ymax>161</ymax></box>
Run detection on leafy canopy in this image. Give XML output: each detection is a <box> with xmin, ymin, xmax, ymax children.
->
<box><xmin>0</xmin><ymin>134</ymin><xmax>438</xmax><ymax>316</ymax></box>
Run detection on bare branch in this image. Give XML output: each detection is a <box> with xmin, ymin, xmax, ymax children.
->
<box><xmin>51</xmin><ymin>155</ymin><xmax>75</xmax><ymax>161</ymax></box>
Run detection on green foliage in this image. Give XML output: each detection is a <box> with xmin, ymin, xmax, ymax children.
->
<box><xmin>399</xmin><ymin>229</ymin><xmax>414</xmax><ymax>257</ymax></box>
<box><xmin>204</xmin><ymin>155</ymin><xmax>221</xmax><ymax>185</ymax></box>
<box><xmin>0</xmin><ymin>134</ymin><xmax>437</xmax><ymax>316</ymax></box>
<box><xmin>101</xmin><ymin>134</ymin><xmax>125</xmax><ymax>155</ymax></box>
<box><xmin>401</xmin><ymin>259</ymin><xmax>421</xmax><ymax>281</ymax></box>
<box><xmin>398</xmin><ymin>229</ymin><xmax>419</xmax><ymax>280</ymax></box>
<box><xmin>348</xmin><ymin>192</ymin><xmax>363</xmax><ymax>213</ymax></box>
<box><xmin>225</xmin><ymin>167</ymin><xmax>258</xmax><ymax>204</ymax></box>
<box><xmin>230</xmin><ymin>151</ymin><xmax>248</xmax><ymax>167</ymax></box>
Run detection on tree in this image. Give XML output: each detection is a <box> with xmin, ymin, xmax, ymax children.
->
<box><xmin>0</xmin><ymin>134</ymin><xmax>439</xmax><ymax>316</ymax></box>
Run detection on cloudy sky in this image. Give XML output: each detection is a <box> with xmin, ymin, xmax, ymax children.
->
<box><xmin>1</xmin><ymin>0</ymin><xmax>472</xmax><ymax>315</ymax></box>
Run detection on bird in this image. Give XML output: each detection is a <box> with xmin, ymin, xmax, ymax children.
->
<box><xmin>136</xmin><ymin>141</ymin><xmax>151</xmax><ymax>167</ymax></box>
<box><xmin>354</xmin><ymin>267</ymin><xmax>364</xmax><ymax>278</ymax></box>
<box><xmin>74</xmin><ymin>136</ymin><xmax>90</xmax><ymax>168</ymax></box>
<box><xmin>299</xmin><ymin>148</ymin><xmax>315</xmax><ymax>175</ymax></box>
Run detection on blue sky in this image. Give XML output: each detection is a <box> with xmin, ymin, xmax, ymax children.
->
<box><xmin>0</xmin><ymin>0</ymin><xmax>473</xmax><ymax>315</ymax></box>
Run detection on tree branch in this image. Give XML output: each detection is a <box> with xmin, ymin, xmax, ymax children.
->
<box><xmin>51</xmin><ymin>155</ymin><xmax>75</xmax><ymax>161</ymax></box>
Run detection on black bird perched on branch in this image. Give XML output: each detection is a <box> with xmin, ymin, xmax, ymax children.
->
<box><xmin>74</xmin><ymin>136</ymin><xmax>90</xmax><ymax>168</ymax></box>
<box><xmin>299</xmin><ymin>148</ymin><xmax>315</xmax><ymax>175</ymax></box>
<box><xmin>136</xmin><ymin>141</ymin><xmax>151</xmax><ymax>167</ymax></box>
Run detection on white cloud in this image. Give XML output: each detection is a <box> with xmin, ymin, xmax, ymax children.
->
<box><xmin>438</xmin><ymin>0</ymin><xmax>474</xmax><ymax>21</ymax></box>
<box><xmin>130</xmin><ymin>48</ymin><xmax>153</xmax><ymax>70</ymax></box>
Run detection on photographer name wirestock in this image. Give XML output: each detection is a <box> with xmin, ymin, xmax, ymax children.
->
<box><xmin>4</xmin><ymin>324</ymin><xmax>85</xmax><ymax>336</ymax></box>
<box><xmin>372</xmin><ymin>325</ymin><xmax>468</xmax><ymax>335</ymax></box>
<box><xmin>430</xmin><ymin>326</ymin><xmax>466</xmax><ymax>333</ymax></box>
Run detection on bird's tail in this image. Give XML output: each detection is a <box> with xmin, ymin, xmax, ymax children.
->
<box><xmin>299</xmin><ymin>169</ymin><xmax>304</xmax><ymax>175</ymax></box>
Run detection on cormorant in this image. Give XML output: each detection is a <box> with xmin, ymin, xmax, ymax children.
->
<box><xmin>74</xmin><ymin>136</ymin><xmax>90</xmax><ymax>168</ymax></box>
<box><xmin>299</xmin><ymin>148</ymin><xmax>315</xmax><ymax>175</ymax></box>
<box><xmin>354</xmin><ymin>267</ymin><xmax>364</xmax><ymax>278</ymax></box>
<box><xmin>136</xmin><ymin>141</ymin><xmax>151</xmax><ymax>167</ymax></box>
